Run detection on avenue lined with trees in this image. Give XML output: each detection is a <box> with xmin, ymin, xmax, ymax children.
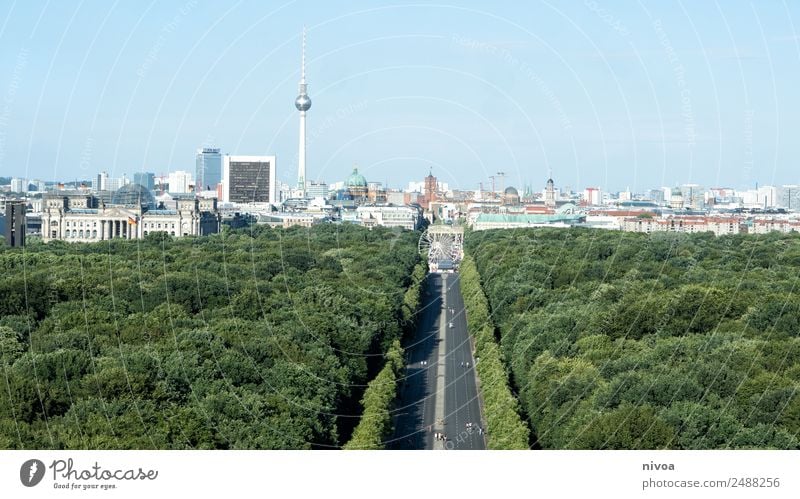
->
<box><xmin>4</xmin><ymin>222</ymin><xmax>799</xmax><ymax>450</ymax></box>
<box><xmin>344</xmin><ymin>262</ymin><xmax>426</xmax><ymax>449</ymax></box>
<box><xmin>458</xmin><ymin>256</ymin><xmax>530</xmax><ymax>449</ymax></box>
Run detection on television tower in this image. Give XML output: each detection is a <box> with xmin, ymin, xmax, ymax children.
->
<box><xmin>295</xmin><ymin>27</ymin><xmax>312</xmax><ymax>195</ymax></box>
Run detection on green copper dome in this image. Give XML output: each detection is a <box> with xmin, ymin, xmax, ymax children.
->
<box><xmin>346</xmin><ymin>167</ymin><xmax>367</xmax><ymax>187</ymax></box>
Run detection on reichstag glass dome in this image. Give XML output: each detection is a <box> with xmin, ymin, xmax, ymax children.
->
<box><xmin>111</xmin><ymin>183</ymin><xmax>156</xmax><ymax>209</ymax></box>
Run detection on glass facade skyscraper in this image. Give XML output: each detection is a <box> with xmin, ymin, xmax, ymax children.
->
<box><xmin>196</xmin><ymin>148</ymin><xmax>222</xmax><ymax>192</ymax></box>
<box><xmin>133</xmin><ymin>172</ymin><xmax>155</xmax><ymax>191</ymax></box>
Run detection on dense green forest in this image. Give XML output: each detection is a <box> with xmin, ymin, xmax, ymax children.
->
<box><xmin>466</xmin><ymin>228</ymin><xmax>800</xmax><ymax>449</ymax></box>
<box><xmin>0</xmin><ymin>225</ymin><xmax>421</xmax><ymax>449</ymax></box>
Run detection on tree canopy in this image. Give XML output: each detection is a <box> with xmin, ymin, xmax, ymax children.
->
<box><xmin>466</xmin><ymin>228</ymin><xmax>800</xmax><ymax>449</ymax></box>
<box><xmin>0</xmin><ymin>224</ymin><xmax>420</xmax><ymax>449</ymax></box>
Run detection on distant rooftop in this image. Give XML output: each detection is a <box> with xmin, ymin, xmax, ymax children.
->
<box><xmin>475</xmin><ymin>213</ymin><xmax>584</xmax><ymax>224</ymax></box>
<box><xmin>619</xmin><ymin>200</ymin><xmax>659</xmax><ymax>208</ymax></box>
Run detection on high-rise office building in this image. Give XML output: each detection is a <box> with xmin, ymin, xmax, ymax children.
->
<box><xmin>95</xmin><ymin>171</ymin><xmax>109</xmax><ymax>191</ymax></box>
<box><xmin>133</xmin><ymin>172</ymin><xmax>155</xmax><ymax>191</ymax></box>
<box><xmin>584</xmin><ymin>187</ymin><xmax>603</xmax><ymax>205</ymax></box>
<box><xmin>681</xmin><ymin>183</ymin><xmax>705</xmax><ymax>209</ymax></box>
<box><xmin>95</xmin><ymin>172</ymin><xmax>129</xmax><ymax>192</ymax></box>
<box><xmin>757</xmin><ymin>185</ymin><xmax>777</xmax><ymax>208</ymax></box>
<box><xmin>648</xmin><ymin>189</ymin><xmax>664</xmax><ymax>204</ymax></box>
<box><xmin>4</xmin><ymin>201</ymin><xmax>26</xmax><ymax>247</ymax></box>
<box><xmin>196</xmin><ymin>148</ymin><xmax>222</xmax><ymax>191</ymax></box>
<box><xmin>10</xmin><ymin>177</ymin><xmax>27</xmax><ymax>193</ymax></box>
<box><xmin>307</xmin><ymin>181</ymin><xmax>328</xmax><ymax>199</ymax></box>
<box><xmin>778</xmin><ymin>185</ymin><xmax>800</xmax><ymax>211</ymax></box>
<box><xmin>223</xmin><ymin>155</ymin><xmax>276</xmax><ymax>204</ymax></box>
<box><xmin>167</xmin><ymin>170</ymin><xmax>193</xmax><ymax>193</ymax></box>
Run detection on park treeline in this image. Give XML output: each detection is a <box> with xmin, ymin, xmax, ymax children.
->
<box><xmin>459</xmin><ymin>256</ymin><xmax>530</xmax><ymax>449</ymax></box>
<box><xmin>344</xmin><ymin>261</ymin><xmax>426</xmax><ymax>449</ymax></box>
<box><xmin>466</xmin><ymin>228</ymin><xmax>800</xmax><ymax>449</ymax></box>
<box><xmin>0</xmin><ymin>225</ymin><xmax>420</xmax><ymax>449</ymax></box>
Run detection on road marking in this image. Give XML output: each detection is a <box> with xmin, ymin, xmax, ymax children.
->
<box><xmin>433</xmin><ymin>274</ymin><xmax>447</xmax><ymax>450</ymax></box>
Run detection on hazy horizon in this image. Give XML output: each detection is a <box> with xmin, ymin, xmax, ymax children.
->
<box><xmin>1</xmin><ymin>1</ymin><xmax>799</xmax><ymax>193</ymax></box>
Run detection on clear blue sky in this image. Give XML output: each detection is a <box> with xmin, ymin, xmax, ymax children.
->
<box><xmin>1</xmin><ymin>0</ymin><xmax>799</xmax><ymax>192</ymax></box>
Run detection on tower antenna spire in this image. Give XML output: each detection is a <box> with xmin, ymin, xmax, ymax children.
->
<box><xmin>301</xmin><ymin>25</ymin><xmax>306</xmax><ymax>83</ymax></box>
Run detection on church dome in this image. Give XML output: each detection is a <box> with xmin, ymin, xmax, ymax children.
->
<box><xmin>111</xmin><ymin>183</ymin><xmax>156</xmax><ymax>209</ymax></box>
<box><xmin>504</xmin><ymin>186</ymin><xmax>519</xmax><ymax>196</ymax></box>
<box><xmin>346</xmin><ymin>167</ymin><xmax>367</xmax><ymax>188</ymax></box>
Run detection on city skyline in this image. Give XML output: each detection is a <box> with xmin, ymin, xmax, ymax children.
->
<box><xmin>4</xmin><ymin>1</ymin><xmax>800</xmax><ymax>478</ymax></box>
<box><xmin>2</xmin><ymin>2</ymin><xmax>800</xmax><ymax>192</ymax></box>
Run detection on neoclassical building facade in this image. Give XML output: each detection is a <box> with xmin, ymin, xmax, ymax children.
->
<box><xmin>41</xmin><ymin>186</ymin><xmax>220</xmax><ymax>243</ymax></box>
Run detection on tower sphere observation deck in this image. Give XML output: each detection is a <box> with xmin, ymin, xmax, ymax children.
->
<box><xmin>295</xmin><ymin>94</ymin><xmax>311</xmax><ymax>111</ymax></box>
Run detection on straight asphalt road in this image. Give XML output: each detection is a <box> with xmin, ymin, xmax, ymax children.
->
<box><xmin>389</xmin><ymin>272</ymin><xmax>486</xmax><ymax>450</ymax></box>
<box><xmin>442</xmin><ymin>273</ymin><xmax>485</xmax><ymax>450</ymax></box>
